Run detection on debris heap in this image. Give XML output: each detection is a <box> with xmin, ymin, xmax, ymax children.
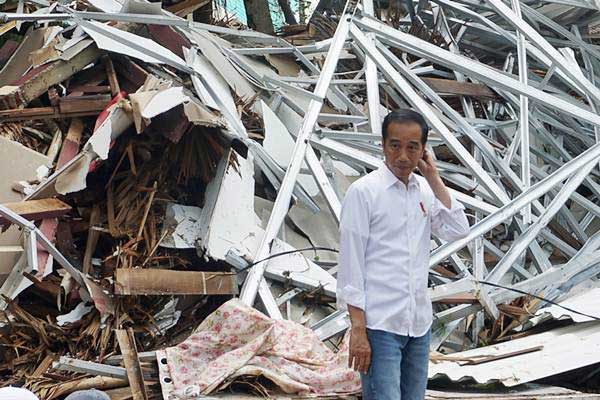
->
<box><xmin>1</xmin><ymin>0</ymin><xmax>600</xmax><ymax>398</ymax></box>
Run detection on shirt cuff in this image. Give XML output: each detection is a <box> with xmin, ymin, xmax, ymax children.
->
<box><xmin>336</xmin><ymin>285</ymin><xmax>365</xmax><ymax>311</ymax></box>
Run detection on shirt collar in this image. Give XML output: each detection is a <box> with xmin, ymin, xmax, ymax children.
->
<box><xmin>379</xmin><ymin>162</ymin><xmax>420</xmax><ymax>189</ymax></box>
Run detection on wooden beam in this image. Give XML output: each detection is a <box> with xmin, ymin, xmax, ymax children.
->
<box><xmin>0</xmin><ymin>199</ymin><xmax>71</xmax><ymax>225</ymax></box>
<box><xmin>116</xmin><ymin>328</ymin><xmax>148</xmax><ymax>400</ymax></box>
<box><xmin>59</xmin><ymin>94</ymin><xmax>111</xmax><ymax>114</ymax></box>
<box><xmin>114</xmin><ymin>269</ymin><xmax>238</xmax><ymax>295</ymax></box>
<box><xmin>0</xmin><ymin>96</ymin><xmax>108</xmax><ymax>121</ymax></box>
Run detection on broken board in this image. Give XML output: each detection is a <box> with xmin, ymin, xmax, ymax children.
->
<box><xmin>114</xmin><ymin>269</ymin><xmax>238</xmax><ymax>295</ymax></box>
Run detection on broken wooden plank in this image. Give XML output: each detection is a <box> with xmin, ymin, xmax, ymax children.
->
<box><xmin>23</xmin><ymin>271</ymin><xmax>60</xmax><ymax>298</ymax></box>
<box><xmin>0</xmin><ymin>199</ymin><xmax>71</xmax><ymax>226</ymax></box>
<box><xmin>54</xmin><ymin>356</ymin><xmax>155</xmax><ymax>382</ymax></box>
<box><xmin>548</xmin><ymin>220</ymin><xmax>582</xmax><ymax>250</ymax></box>
<box><xmin>46</xmin><ymin>128</ymin><xmax>63</xmax><ymax>162</ymax></box>
<box><xmin>114</xmin><ymin>269</ymin><xmax>238</xmax><ymax>295</ymax></box>
<box><xmin>421</xmin><ymin>77</ymin><xmax>498</xmax><ymax>100</ymax></box>
<box><xmin>116</xmin><ymin>328</ymin><xmax>148</xmax><ymax>400</ymax></box>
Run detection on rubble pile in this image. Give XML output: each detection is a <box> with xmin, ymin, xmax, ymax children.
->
<box><xmin>0</xmin><ymin>0</ymin><xmax>600</xmax><ymax>398</ymax></box>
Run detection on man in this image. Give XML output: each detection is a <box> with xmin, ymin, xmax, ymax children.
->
<box><xmin>337</xmin><ymin>109</ymin><xmax>470</xmax><ymax>400</ymax></box>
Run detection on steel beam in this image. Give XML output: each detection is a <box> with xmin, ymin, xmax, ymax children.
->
<box><xmin>486</xmin><ymin>161</ymin><xmax>595</xmax><ymax>284</ymax></box>
<box><xmin>239</xmin><ymin>15</ymin><xmax>351</xmax><ymax>311</ymax></box>
<box><xmin>485</xmin><ymin>0</ymin><xmax>600</xmax><ymax>105</ymax></box>
<box><xmin>351</xmin><ymin>24</ymin><xmax>510</xmax><ymax>206</ymax></box>
<box><xmin>431</xmin><ymin>142</ymin><xmax>600</xmax><ymax>266</ymax></box>
<box><xmin>362</xmin><ymin>0</ymin><xmax>382</xmax><ymax>136</ymax></box>
<box><xmin>354</xmin><ymin>16</ymin><xmax>600</xmax><ymax>127</ymax></box>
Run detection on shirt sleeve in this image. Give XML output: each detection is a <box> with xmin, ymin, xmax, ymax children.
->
<box><xmin>430</xmin><ymin>195</ymin><xmax>470</xmax><ymax>242</ymax></box>
<box><xmin>336</xmin><ymin>185</ymin><xmax>370</xmax><ymax>311</ymax></box>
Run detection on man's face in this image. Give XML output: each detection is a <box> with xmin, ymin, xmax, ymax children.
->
<box><xmin>382</xmin><ymin>121</ymin><xmax>425</xmax><ymax>182</ymax></box>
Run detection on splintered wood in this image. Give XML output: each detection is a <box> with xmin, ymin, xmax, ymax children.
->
<box><xmin>0</xmin><ymin>39</ymin><xmax>233</xmax><ymax>395</ymax></box>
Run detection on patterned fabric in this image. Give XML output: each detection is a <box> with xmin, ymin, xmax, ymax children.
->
<box><xmin>157</xmin><ymin>299</ymin><xmax>361</xmax><ymax>398</ymax></box>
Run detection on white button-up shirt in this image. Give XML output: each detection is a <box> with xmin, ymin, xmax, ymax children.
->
<box><xmin>337</xmin><ymin>164</ymin><xmax>470</xmax><ymax>337</ymax></box>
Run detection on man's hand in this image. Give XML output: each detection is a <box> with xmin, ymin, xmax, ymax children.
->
<box><xmin>416</xmin><ymin>149</ymin><xmax>439</xmax><ymax>180</ymax></box>
<box><xmin>349</xmin><ymin>326</ymin><xmax>371</xmax><ymax>373</ymax></box>
<box><xmin>418</xmin><ymin>149</ymin><xmax>452</xmax><ymax>209</ymax></box>
<box><xmin>347</xmin><ymin>305</ymin><xmax>371</xmax><ymax>373</ymax></box>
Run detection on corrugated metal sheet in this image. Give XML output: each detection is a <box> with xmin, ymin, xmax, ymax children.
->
<box><xmin>429</xmin><ymin>322</ymin><xmax>600</xmax><ymax>386</ymax></box>
<box><xmin>535</xmin><ymin>287</ymin><xmax>600</xmax><ymax>324</ymax></box>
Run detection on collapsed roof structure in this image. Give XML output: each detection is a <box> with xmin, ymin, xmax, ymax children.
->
<box><xmin>1</xmin><ymin>0</ymin><xmax>600</xmax><ymax>398</ymax></box>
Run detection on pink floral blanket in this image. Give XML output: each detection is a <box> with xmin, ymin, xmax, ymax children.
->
<box><xmin>156</xmin><ymin>299</ymin><xmax>361</xmax><ymax>399</ymax></box>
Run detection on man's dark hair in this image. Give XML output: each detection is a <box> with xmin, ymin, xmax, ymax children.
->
<box><xmin>382</xmin><ymin>109</ymin><xmax>429</xmax><ymax>145</ymax></box>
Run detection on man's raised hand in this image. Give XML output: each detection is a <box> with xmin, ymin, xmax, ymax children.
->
<box><xmin>417</xmin><ymin>149</ymin><xmax>439</xmax><ymax>180</ymax></box>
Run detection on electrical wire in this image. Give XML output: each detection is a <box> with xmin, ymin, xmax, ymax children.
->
<box><xmin>476</xmin><ymin>280</ymin><xmax>600</xmax><ymax>321</ymax></box>
<box><xmin>236</xmin><ymin>246</ymin><xmax>340</xmax><ymax>273</ymax></box>
<box><xmin>236</xmin><ymin>245</ymin><xmax>600</xmax><ymax>321</ymax></box>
